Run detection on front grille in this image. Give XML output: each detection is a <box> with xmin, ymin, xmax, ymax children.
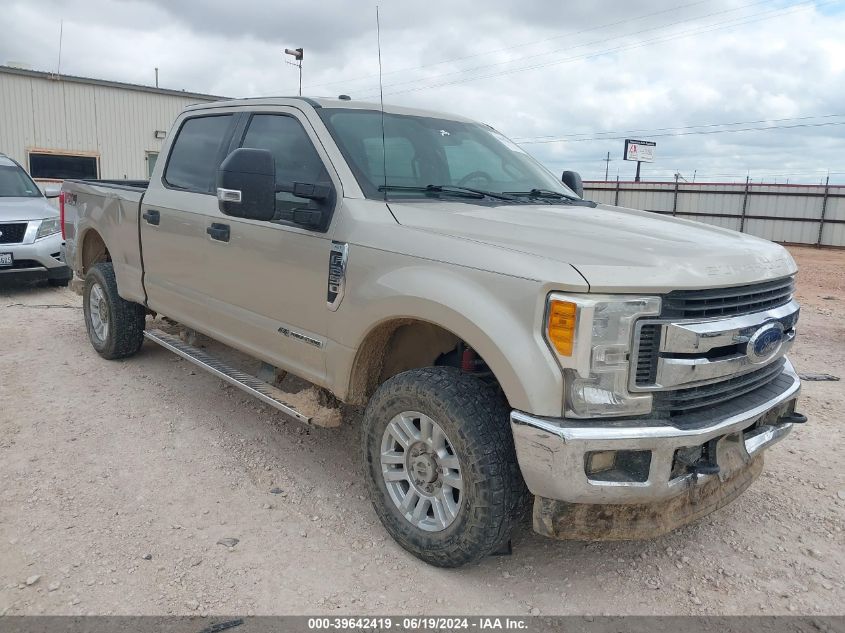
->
<box><xmin>634</xmin><ymin>276</ymin><xmax>796</xmax><ymax>387</ymax></box>
<box><xmin>661</xmin><ymin>276</ymin><xmax>795</xmax><ymax>319</ymax></box>
<box><xmin>0</xmin><ymin>223</ymin><xmax>27</xmax><ymax>244</ymax></box>
<box><xmin>653</xmin><ymin>358</ymin><xmax>786</xmax><ymax>416</ymax></box>
<box><xmin>634</xmin><ymin>324</ymin><xmax>661</xmax><ymax>386</ymax></box>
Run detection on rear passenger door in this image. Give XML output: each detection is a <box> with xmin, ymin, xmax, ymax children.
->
<box><xmin>140</xmin><ymin>112</ymin><xmax>237</xmax><ymax>333</ymax></box>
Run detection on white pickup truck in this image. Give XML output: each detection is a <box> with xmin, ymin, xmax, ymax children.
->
<box><xmin>62</xmin><ymin>97</ymin><xmax>805</xmax><ymax>567</ymax></box>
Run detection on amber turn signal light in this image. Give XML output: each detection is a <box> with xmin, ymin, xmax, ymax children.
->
<box><xmin>548</xmin><ymin>300</ymin><xmax>577</xmax><ymax>356</ymax></box>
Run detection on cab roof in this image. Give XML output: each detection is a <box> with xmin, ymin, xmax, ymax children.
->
<box><xmin>182</xmin><ymin>96</ymin><xmax>476</xmax><ymax>123</ymax></box>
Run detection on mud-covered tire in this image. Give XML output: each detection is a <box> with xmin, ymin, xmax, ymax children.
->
<box><xmin>83</xmin><ymin>262</ymin><xmax>146</xmax><ymax>360</ymax></box>
<box><xmin>362</xmin><ymin>367</ymin><xmax>526</xmax><ymax>567</ymax></box>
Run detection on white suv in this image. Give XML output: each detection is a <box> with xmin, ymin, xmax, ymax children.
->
<box><xmin>0</xmin><ymin>154</ymin><xmax>71</xmax><ymax>286</ymax></box>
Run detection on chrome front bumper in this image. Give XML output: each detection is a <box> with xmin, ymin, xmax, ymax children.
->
<box><xmin>511</xmin><ymin>358</ymin><xmax>801</xmax><ymax>504</ymax></box>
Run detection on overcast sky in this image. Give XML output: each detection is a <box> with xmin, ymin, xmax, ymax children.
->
<box><xmin>2</xmin><ymin>0</ymin><xmax>844</xmax><ymax>183</ymax></box>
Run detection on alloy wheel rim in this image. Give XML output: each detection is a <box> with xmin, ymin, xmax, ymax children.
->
<box><xmin>380</xmin><ymin>411</ymin><xmax>464</xmax><ymax>532</ymax></box>
<box><xmin>88</xmin><ymin>282</ymin><xmax>109</xmax><ymax>343</ymax></box>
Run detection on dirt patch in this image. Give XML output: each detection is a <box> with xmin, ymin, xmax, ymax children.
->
<box><xmin>157</xmin><ymin>321</ymin><xmax>343</xmax><ymax>428</ymax></box>
<box><xmin>0</xmin><ymin>246</ymin><xmax>842</xmax><ymax>616</ymax></box>
<box><xmin>278</xmin><ymin>387</ymin><xmax>343</xmax><ymax>428</ymax></box>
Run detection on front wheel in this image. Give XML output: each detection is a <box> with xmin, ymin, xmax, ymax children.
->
<box><xmin>83</xmin><ymin>262</ymin><xmax>146</xmax><ymax>359</ymax></box>
<box><xmin>362</xmin><ymin>367</ymin><xmax>526</xmax><ymax>567</ymax></box>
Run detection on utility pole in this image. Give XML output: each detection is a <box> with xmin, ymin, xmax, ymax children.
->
<box><xmin>672</xmin><ymin>172</ymin><xmax>680</xmax><ymax>216</ymax></box>
<box><xmin>57</xmin><ymin>20</ymin><xmax>64</xmax><ymax>76</ymax></box>
<box><xmin>154</xmin><ymin>67</ymin><xmax>159</xmax><ymax>88</ymax></box>
<box><xmin>603</xmin><ymin>152</ymin><xmax>611</xmax><ymax>181</ymax></box>
<box><xmin>284</xmin><ymin>47</ymin><xmax>304</xmax><ymax>95</ymax></box>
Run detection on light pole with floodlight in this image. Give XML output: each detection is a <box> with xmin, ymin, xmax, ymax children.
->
<box><xmin>284</xmin><ymin>47</ymin><xmax>303</xmax><ymax>95</ymax></box>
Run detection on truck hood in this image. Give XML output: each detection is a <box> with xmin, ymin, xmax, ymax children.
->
<box><xmin>388</xmin><ymin>200</ymin><xmax>797</xmax><ymax>292</ymax></box>
<box><xmin>0</xmin><ymin>196</ymin><xmax>58</xmax><ymax>222</ymax></box>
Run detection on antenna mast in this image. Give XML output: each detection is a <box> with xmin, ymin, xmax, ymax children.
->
<box><xmin>376</xmin><ymin>6</ymin><xmax>387</xmax><ymax>201</ymax></box>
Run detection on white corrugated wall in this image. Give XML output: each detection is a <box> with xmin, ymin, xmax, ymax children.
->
<box><xmin>584</xmin><ymin>181</ymin><xmax>844</xmax><ymax>247</ymax></box>
<box><xmin>0</xmin><ymin>70</ymin><xmax>216</xmax><ymax>180</ymax></box>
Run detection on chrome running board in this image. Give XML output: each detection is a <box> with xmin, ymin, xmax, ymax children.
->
<box><xmin>143</xmin><ymin>328</ymin><xmax>311</xmax><ymax>424</ymax></box>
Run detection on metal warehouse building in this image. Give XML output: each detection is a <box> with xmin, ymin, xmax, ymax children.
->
<box><xmin>0</xmin><ymin>65</ymin><xmax>221</xmax><ymax>183</ymax></box>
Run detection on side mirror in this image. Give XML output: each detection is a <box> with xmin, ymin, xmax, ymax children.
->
<box><xmin>44</xmin><ymin>184</ymin><xmax>61</xmax><ymax>198</ymax></box>
<box><xmin>561</xmin><ymin>171</ymin><xmax>583</xmax><ymax>198</ymax></box>
<box><xmin>216</xmin><ymin>148</ymin><xmax>277</xmax><ymax>221</ymax></box>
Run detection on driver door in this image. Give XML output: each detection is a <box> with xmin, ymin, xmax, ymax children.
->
<box><xmin>197</xmin><ymin>108</ymin><xmax>339</xmax><ymax>387</ymax></box>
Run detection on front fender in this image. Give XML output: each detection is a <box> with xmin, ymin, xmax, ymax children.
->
<box><xmin>329</xmin><ymin>248</ymin><xmax>567</xmax><ymax>417</ymax></box>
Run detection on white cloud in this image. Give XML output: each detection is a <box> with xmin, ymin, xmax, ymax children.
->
<box><xmin>1</xmin><ymin>0</ymin><xmax>843</xmax><ymax>183</ymax></box>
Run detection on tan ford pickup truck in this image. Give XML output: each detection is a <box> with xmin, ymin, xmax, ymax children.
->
<box><xmin>62</xmin><ymin>97</ymin><xmax>805</xmax><ymax>567</ymax></box>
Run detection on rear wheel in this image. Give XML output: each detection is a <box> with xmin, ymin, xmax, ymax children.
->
<box><xmin>362</xmin><ymin>367</ymin><xmax>525</xmax><ymax>567</ymax></box>
<box><xmin>83</xmin><ymin>262</ymin><xmax>146</xmax><ymax>359</ymax></box>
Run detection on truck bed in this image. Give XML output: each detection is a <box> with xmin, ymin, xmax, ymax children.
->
<box><xmin>62</xmin><ymin>178</ymin><xmax>149</xmax><ymax>304</ymax></box>
<box><xmin>69</xmin><ymin>178</ymin><xmax>149</xmax><ymax>191</ymax></box>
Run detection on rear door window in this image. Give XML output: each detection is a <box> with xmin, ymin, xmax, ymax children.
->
<box><xmin>164</xmin><ymin>115</ymin><xmax>234</xmax><ymax>193</ymax></box>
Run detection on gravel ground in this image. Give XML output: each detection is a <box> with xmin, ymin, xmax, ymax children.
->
<box><xmin>0</xmin><ymin>246</ymin><xmax>842</xmax><ymax>616</ymax></box>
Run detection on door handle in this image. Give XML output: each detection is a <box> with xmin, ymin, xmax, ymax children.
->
<box><xmin>142</xmin><ymin>209</ymin><xmax>160</xmax><ymax>225</ymax></box>
<box><xmin>206</xmin><ymin>223</ymin><xmax>230</xmax><ymax>242</ymax></box>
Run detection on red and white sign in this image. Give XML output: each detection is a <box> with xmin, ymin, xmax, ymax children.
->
<box><xmin>624</xmin><ymin>139</ymin><xmax>656</xmax><ymax>163</ymax></box>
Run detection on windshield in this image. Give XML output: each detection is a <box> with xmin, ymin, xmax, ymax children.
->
<box><xmin>0</xmin><ymin>162</ymin><xmax>42</xmax><ymax>198</ymax></box>
<box><xmin>317</xmin><ymin>108</ymin><xmax>577</xmax><ymax>201</ymax></box>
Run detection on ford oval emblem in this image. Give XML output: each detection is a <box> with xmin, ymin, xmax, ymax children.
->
<box><xmin>746</xmin><ymin>322</ymin><xmax>785</xmax><ymax>364</ymax></box>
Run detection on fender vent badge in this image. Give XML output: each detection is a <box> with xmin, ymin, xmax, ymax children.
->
<box><xmin>327</xmin><ymin>241</ymin><xmax>349</xmax><ymax>311</ymax></box>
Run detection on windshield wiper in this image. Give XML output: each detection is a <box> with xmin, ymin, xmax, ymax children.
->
<box><xmin>377</xmin><ymin>184</ymin><xmax>517</xmax><ymax>201</ymax></box>
<box><xmin>504</xmin><ymin>188</ymin><xmax>578</xmax><ymax>201</ymax></box>
<box><xmin>438</xmin><ymin>185</ymin><xmax>518</xmax><ymax>201</ymax></box>
<box><xmin>504</xmin><ymin>188</ymin><xmax>597</xmax><ymax>208</ymax></box>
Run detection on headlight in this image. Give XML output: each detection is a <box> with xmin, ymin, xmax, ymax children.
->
<box><xmin>35</xmin><ymin>218</ymin><xmax>61</xmax><ymax>240</ymax></box>
<box><xmin>545</xmin><ymin>293</ymin><xmax>661</xmax><ymax>418</ymax></box>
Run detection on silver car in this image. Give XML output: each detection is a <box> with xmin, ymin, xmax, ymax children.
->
<box><xmin>0</xmin><ymin>154</ymin><xmax>71</xmax><ymax>286</ymax></box>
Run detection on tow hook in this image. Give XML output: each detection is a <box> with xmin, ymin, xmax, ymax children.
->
<box><xmin>689</xmin><ymin>438</ymin><xmax>721</xmax><ymax>476</ymax></box>
<box><xmin>780</xmin><ymin>412</ymin><xmax>808</xmax><ymax>424</ymax></box>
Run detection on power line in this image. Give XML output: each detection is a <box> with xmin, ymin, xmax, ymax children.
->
<box><xmin>512</xmin><ymin>114</ymin><xmax>845</xmax><ymax>142</ymax></box>
<box><xmin>541</xmin><ymin>158</ymin><xmax>845</xmax><ymax>175</ymax></box>
<box><xmin>540</xmin><ymin>162</ymin><xmax>845</xmax><ymax>181</ymax></box>
<box><xmin>577</xmin><ymin>169</ymin><xmax>845</xmax><ymax>177</ymax></box>
<box><xmin>514</xmin><ymin>114</ymin><xmax>845</xmax><ymax>144</ymax></box>
<box><xmin>363</xmin><ymin>0</ymin><xmax>829</xmax><ymax>98</ymax></box>
<box><xmin>305</xmin><ymin>0</ymin><xmax>718</xmax><ymax>89</ymax></box>
<box><xmin>356</xmin><ymin>0</ymin><xmax>784</xmax><ymax>97</ymax></box>
<box><xmin>539</xmin><ymin>158</ymin><xmax>845</xmax><ymax>179</ymax></box>
<box><xmin>575</xmin><ymin>168</ymin><xmax>845</xmax><ymax>179</ymax></box>
<box><xmin>682</xmin><ymin>171</ymin><xmax>845</xmax><ymax>177</ymax></box>
<box><xmin>519</xmin><ymin>120</ymin><xmax>845</xmax><ymax>143</ymax></box>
